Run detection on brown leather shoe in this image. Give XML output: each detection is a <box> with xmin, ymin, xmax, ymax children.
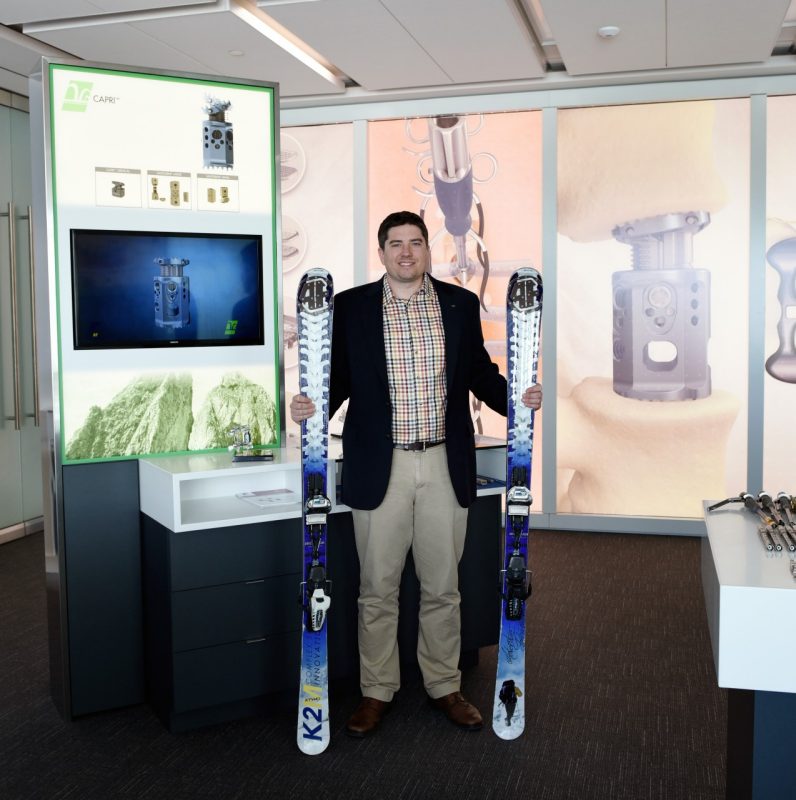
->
<box><xmin>345</xmin><ymin>697</ymin><xmax>391</xmax><ymax>738</ymax></box>
<box><xmin>430</xmin><ymin>691</ymin><xmax>483</xmax><ymax>730</ymax></box>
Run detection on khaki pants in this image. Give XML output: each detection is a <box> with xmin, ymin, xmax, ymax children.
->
<box><xmin>351</xmin><ymin>446</ymin><xmax>469</xmax><ymax>702</ymax></box>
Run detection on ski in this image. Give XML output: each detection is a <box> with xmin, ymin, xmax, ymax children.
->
<box><xmin>296</xmin><ymin>268</ymin><xmax>334</xmax><ymax>755</ymax></box>
<box><xmin>492</xmin><ymin>267</ymin><xmax>543</xmax><ymax>740</ymax></box>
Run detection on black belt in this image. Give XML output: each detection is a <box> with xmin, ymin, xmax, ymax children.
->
<box><xmin>393</xmin><ymin>440</ymin><xmax>445</xmax><ymax>451</ymax></box>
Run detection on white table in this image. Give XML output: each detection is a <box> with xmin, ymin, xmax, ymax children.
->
<box><xmin>701</xmin><ymin>500</ymin><xmax>796</xmax><ymax>800</ymax></box>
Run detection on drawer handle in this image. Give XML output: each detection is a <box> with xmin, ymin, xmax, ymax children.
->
<box><xmin>246</xmin><ymin>637</ymin><xmax>265</xmax><ymax>645</ymax></box>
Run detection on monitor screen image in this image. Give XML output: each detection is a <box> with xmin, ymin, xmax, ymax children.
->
<box><xmin>70</xmin><ymin>229</ymin><xmax>265</xmax><ymax>349</ymax></box>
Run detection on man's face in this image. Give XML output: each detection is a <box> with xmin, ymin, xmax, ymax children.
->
<box><xmin>378</xmin><ymin>224</ymin><xmax>430</xmax><ymax>289</ymax></box>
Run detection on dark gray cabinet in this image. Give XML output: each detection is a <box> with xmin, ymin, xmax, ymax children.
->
<box><xmin>142</xmin><ymin>515</ymin><xmax>303</xmax><ymax>731</ymax></box>
<box><xmin>142</xmin><ymin>495</ymin><xmax>501</xmax><ymax>732</ymax></box>
<box><xmin>62</xmin><ymin>460</ymin><xmax>143</xmax><ymax>716</ymax></box>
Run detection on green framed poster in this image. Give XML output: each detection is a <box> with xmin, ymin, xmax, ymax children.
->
<box><xmin>46</xmin><ymin>62</ymin><xmax>280</xmax><ymax>463</ymax></box>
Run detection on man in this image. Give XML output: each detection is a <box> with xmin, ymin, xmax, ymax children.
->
<box><xmin>290</xmin><ymin>210</ymin><xmax>542</xmax><ymax>736</ymax></box>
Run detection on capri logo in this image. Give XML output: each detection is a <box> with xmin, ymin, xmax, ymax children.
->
<box><xmin>62</xmin><ymin>80</ymin><xmax>93</xmax><ymax>112</ymax></box>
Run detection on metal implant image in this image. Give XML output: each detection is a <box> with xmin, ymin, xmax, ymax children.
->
<box><xmin>154</xmin><ymin>257</ymin><xmax>190</xmax><ymax>329</ymax></box>
<box><xmin>203</xmin><ymin>96</ymin><xmax>233</xmax><ymax>168</ymax></box>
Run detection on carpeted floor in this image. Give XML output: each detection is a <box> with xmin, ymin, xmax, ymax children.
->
<box><xmin>0</xmin><ymin>530</ymin><xmax>726</xmax><ymax>800</ymax></box>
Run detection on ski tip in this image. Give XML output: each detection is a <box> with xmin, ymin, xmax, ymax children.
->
<box><xmin>302</xmin><ymin>266</ymin><xmax>333</xmax><ymax>280</ymax></box>
<box><xmin>297</xmin><ymin>269</ymin><xmax>334</xmax><ymax>315</ymax></box>
<box><xmin>507</xmin><ymin>268</ymin><xmax>542</xmax><ymax>310</ymax></box>
<box><xmin>299</xmin><ymin>267</ymin><xmax>334</xmax><ymax>294</ymax></box>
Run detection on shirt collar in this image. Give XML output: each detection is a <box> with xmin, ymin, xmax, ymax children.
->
<box><xmin>382</xmin><ymin>272</ymin><xmax>432</xmax><ymax>304</ymax></box>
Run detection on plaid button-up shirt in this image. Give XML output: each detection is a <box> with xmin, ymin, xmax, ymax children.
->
<box><xmin>382</xmin><ymin>274</ymin><xmax>446</xmax><ymax>445</ymax></box>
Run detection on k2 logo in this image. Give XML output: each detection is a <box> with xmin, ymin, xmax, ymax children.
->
<box><xmin>62</xmin><ymin>81</ymin><xmax>93</xmax><ymax>112</ymax></box>
<box><xmin>225</xmin><ymin>319</ymin><xmax>238</xmax><ymax>336</ymax></box>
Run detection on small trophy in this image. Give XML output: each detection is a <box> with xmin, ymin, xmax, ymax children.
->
<box><xmin>228</xmin><ymin>425</ymin><xmax>274</xmax><ymax>463</ymax></box>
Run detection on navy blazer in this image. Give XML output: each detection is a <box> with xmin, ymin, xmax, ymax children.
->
<box><xmin>330</xmin><ymin>275</ymin><xmax>507</xmax><ymax>510</ymax></box>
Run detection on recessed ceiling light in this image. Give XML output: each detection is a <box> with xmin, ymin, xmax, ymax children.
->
<box><xmin>598</xmin><ymin>25</ymin><xmax>620</xmax><ymax>39</ymax></box>
<box><xmin>228</xmin><ymin>49</ymin><xmax>245</xmax><ymax>57</ymax></box>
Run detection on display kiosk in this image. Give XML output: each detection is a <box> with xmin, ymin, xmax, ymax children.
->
<box><xmin>702</xmin><ymin>502</ymin><xmax>796</xmax><ymax>800</ymax></box>
<box><xmin>139</xmin><ymin>439</ymin><xmax>508</xmax><ymax>731</ymax></box>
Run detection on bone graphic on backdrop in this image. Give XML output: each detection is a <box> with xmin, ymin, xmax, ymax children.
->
<box><xmin>557</xmin><ymin>378</ymin><xmax>738</xmax><ymax>518</ymax></box>
<box><xmin>558</xmin><ymin>103</ymin><xmax>727</xmax><ymax>243</ymax></box>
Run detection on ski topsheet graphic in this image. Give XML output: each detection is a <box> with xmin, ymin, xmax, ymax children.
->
<box><xmin>493</xmin><ymin>267</ymin><xmax>543</xmax><ymax>740</ymax></box>
<box><xmin>296</xmin><ymin>268</ymin><xmax>334</xmax><ymax>755</ymax></box>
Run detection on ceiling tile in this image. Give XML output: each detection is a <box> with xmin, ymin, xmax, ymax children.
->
<box><xmin>25</xmin><ymin>22</ymin><xmax>213</xmax><ymax>75</ymax></box>
<box><xmin>538</xmin><ymin>0</ymin><xmax>666</xmax><ymax>75</ymax></box>
<box><xmin>262</xmin><ymin>0</ymin><xmax>452</xmax><ymax>90</ymax></box>
<box><xmin>0</xmin><ymin>1</ymin><xmax>214</xmax><ymax>26</ymax></box>
<box><xmin>383</xmin><ymin>0</ymin><xmax>545</xmax><ymax>83</ymax></box>
<box><xmin>667</xmin><ymin>0</ymin><xmax>790</xmax><ymax>68</ymax></box>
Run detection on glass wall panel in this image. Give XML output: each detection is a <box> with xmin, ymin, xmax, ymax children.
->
<box><xmin>764</xmin><ymin>96</ymin><xmax>796</xmax><ymax>491</ymax></box>
<box><xmin>280</xmin><ymin>123</ymin><xmax>355</xmax><ymax>444</ymax></box>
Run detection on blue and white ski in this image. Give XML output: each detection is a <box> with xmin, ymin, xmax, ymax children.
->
<box><xmin>296</xmin><ymin>268</ymin><xmax>334</xmax><ymax>755</ymax></box>
<box><xmin>492</xmin><ymin>267</ymin><xmax>543</xmax><ymax>740</ymax></box>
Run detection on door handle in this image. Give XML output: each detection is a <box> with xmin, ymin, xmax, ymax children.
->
<box><xmin>3</xmin><ymin>202</ymin><xmax>22</xmax><ymax>430</ymax></box>
<box><xmin>23</xmin><ymin>206</ymin><xmax>39</xmax><ymax>427</ymax></box>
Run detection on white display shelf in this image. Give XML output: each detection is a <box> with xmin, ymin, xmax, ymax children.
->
<box><xmin>139</xmin><ymin>450</ymin><xmax>316</xmax><ymax>532</ymax></box>
<box><xmin>472</xmin><ymin>436</ymin><xmax>509</xmax><ymax>497</ymax></box>
<box><xmin>701</xmin><ymin>500</ymin><xmax>796</xmax><ymax>693</ymax></box>
<box><xmin>139</xmin><ymin>439</ymin><xmax>508</xmax><ymax>533</ymax></box>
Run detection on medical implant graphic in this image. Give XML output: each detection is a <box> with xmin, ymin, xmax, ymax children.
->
<box><xmin>557</xmin><ymin>102</ymin><xmax>743</xmax><ymax>517</ymax></box>
<box><xmin>202</xmin><ymin>96</ymin><xmax>233</xmax><ymax>169</ymax></box>
<box><xmin>764</xmin><ymin>229</ymin><xmax>796</xmax><ymax>383</ymax></box>
<box><xmin>404</xmin><ymin>114</ymin><xmax>497</xmax><ymax>310</ymax></box>
<box><xmin>154</xmin><ymin>257</ymin><xmax>190</xmax><ymax>329</ymax></box>
<box><xmin>404</xmin><ymin>114</ymin><xmax>504</xmax><ymax>434</ymax></box>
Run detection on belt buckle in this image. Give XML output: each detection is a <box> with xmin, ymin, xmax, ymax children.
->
<box><xmin>396</xmin><ymin>440</ymin><xmax>441</xmax><ymax>451</ymax></box>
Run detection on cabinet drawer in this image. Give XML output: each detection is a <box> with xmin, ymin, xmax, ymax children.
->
<box><xmin>170</xmin><ymin>519</ymin><xmax>301</xmax><ymax>590</ymax></box>
<box><xmin>172</xmin><ymin>632</ymin><xmax>300</xmax><ymax>712</ymax></box>
<box><xmin>172</xmin><ymin>573</ymin><xmax>302</xmax><ymax>651</ymax></box>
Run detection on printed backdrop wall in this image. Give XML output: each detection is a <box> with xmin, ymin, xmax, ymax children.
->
<box><xmin>557</xmin><ymin>99</ymin><xmax>750</xmax><ymax>518</ymax></box>
<box><xmin>279</xmin><ymin>123</ymin><xmax>355</xmax><ymax>446</ymax></box>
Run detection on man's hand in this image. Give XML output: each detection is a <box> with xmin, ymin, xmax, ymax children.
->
<box><xmin>522</xmin><ymin>383</ymin><xmax>542</xmax><ymax>410</ymax></box>
<box><xmin>290</xmin><ymin>394</ymin><xmax>316</xmax><ymax>423</ymax></box>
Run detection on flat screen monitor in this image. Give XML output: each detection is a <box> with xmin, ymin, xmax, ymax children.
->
<box><xmin>70</xmin><ymin>228</ymin><xmax>265</xmax><ymax>349</ymax></box>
